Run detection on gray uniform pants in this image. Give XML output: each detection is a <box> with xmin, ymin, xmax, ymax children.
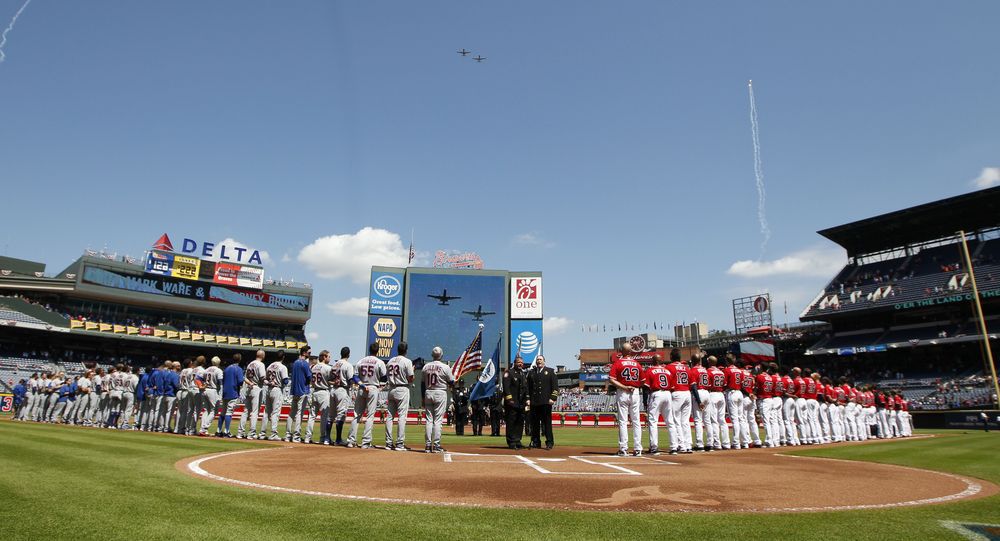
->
<box><xmin>139</xmin><ymin>398</ymin><xmax>155</xmax><ymax>430</ymax></box>
<box><xmin>424</xmin><ymin>390</ymin><xmax>448</xmax><ymax>448</ymax></box>
<box><xmin>46</xmin><ymin>393</ymin><xmax>59</xmax><ymax>421</ymax></box>
<box><xmin>17</xmin><ymin>394</ymin><xmax>32</xmax><ymax>420</ymax></box>
<box><xmin>108</xmin><ymin>391</ymin><xmax>123</xmax><ymax>427</ymax></box>
<box><xmin>175</xmin><ymin>390</ymin><xmax>192</xmax><ymax>433</ymax></box>
<box><xmin>157</xmin><ymin>396</ymin><xmax>177</xmax><ymax>431</ymax></box>
<box><xmin>120</xmin><ymin>392</ymin><xmax>135</xmax><ymax>428</ymax></box>
<box><xmin>238</xmin><ymin>386</ymin><xmax>262</xmax><ymax>438</ymax></box>
<box><xmin>385</xmin><ymin>387</ymin><xmax>410</xmax><ymax>447</ymax></box>
<box><xmin>97</xmin><ymin>393</ymin><xmax>111</xmax><ymax>425</ymax></box>
<box><xmin>261</xmin><ymin>386</ymin><xmax>283</xmax><ymax>439</ymax></box>
<box><xmin>307</xmin><ymin>390</ymin><xmax>331</xmax><ymax>442</ymax></box>
<box><xmin>32</xmin><ymin>393</ymin><xmax>47</xmax><ymax>421</ymax></box>
<box><xmin>200</xmin><ymin>389</ymin><xmax>221</xmax><ymax>433</ymax></box>
<box><xmin>49</xmin><ymin>401</ymin><xmax>67</xmax><ymax>423</ymax></box>
<box><xmin>64</xmin><ymin>399</ymin><xmax>80</xmax><ymax>423</ymax></box>
<box><xmin>286</xmin><ymin>394</ymin><xmax>309</xmax><ymax>440</ymax></box>
<box><xmin>332</xmin><ymin>387</ymin><xmax>351</xmax><ymax>423</ymax></box>
<box><xmin>348</xmin><ymin>386</ymin><xmax>379</xmax><ymax>446</ymax></box>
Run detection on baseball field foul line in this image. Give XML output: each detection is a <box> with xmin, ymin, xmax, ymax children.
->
<box><xmin>186</xmin><ymin>448</ymin><xmax>482</xmax><ymax>509</ymax></box>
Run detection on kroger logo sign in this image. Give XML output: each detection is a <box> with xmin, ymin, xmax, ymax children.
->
<box><xmin>373</xmin><ymin>275</ymin><xmax>401</xmax><ymax>298</ymax></box>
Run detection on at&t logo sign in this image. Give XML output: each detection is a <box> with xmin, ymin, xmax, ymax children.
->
<box><xmin>373</xmin><ymin>275</ymin><xmax>401</xmax><ymax>298</ymax></box>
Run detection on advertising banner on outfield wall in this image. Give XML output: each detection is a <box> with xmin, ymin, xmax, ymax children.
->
<box><xmin>510</xmin><ymin>319</ymin><xmax>543</xmax><ymax>366</ymax></box>
<box><xmin>510</xmin><ymin>276</ymin><xmax>542</xmax><ymax>319</ymax></box>
<box><xmin>369</xmin><ymin>270</ymin><xmax>404</xmax><ymax>316</ymax></box>
<box><xmin>367</xmin><ymin>315</ymin><xmax>402</xmax><ymax>360</ymax></box>
<box><xmin>83</xmin><ymin>266</ymin><xmax>309</xmax><ymax>311</ymax></box>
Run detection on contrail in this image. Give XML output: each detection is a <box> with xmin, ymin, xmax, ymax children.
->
<box><xmin>0</xmin><ymin>0</ymin><xmax>32</xmax><ymax>65</ymax></box>
<box><xmin>748</xmin><ymin>79</ymin><xmax>770</xmax><ymax>257</ymax></box>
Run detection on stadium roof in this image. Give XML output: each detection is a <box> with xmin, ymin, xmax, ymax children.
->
<box><xmin>818</xmin><ymin>186</ymin><xmax>1000</xmax><ymax>257</ymax></box>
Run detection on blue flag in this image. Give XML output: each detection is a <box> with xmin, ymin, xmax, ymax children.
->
<box><xmin>470</xmin><ymin>337</ymin><xmax>501</xmax><ymax>402</ymax></box>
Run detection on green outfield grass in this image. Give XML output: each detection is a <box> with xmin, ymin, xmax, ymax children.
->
<box><xmin>0</xmin><ymin>418</ymin><xmax>997</xmax><ymax>540</ymax></box>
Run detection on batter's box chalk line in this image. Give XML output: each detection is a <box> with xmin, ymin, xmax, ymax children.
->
<box><xmin>443</xmin><ymin>452</ymin><xmax>677</xmax><ymax>475</ymax></box>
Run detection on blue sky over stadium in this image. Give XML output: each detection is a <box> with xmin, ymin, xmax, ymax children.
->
<box><xmin>1</xmin><ymin>1</ymin><xmax>997</xmax><ymax>367</ymax></box>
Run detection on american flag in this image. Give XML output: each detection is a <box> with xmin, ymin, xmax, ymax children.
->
<box><xmin>452</xmin><ymin>329</ymin><xmax>483</xmax><ymax>381</ymax></box>
<box><xmin>408</xmin><ymin>241</ymin><xmax>415</xmax><ymax>264</ymax></box>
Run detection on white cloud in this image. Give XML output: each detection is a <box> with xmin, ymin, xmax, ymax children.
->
<box><xmin>298</xmin><ymin>227</ymin><xmax>408</xmax><ymax>284</ymax></box>
<box><xmin>543</xmin><ymin>316</ymin><xmax>573</xmax><ymax>335</ymax></box>
<box><xmin>727</xmin><ymin>248</ymin><xmax>845</xmax><ymax>278</ymax></box>
<box><xmin>207</xmin><ymin>237</ymin><xmax>273</xmax><ymax>266</ymax></box>
<box><xmin>513</xmin><ymin>232</ymin><xmax>554</xmax><ymax>248</ymax></box>
<box><xmin>327</xmin><ymin>297</ymin><xmax>369</xmax><ymax>317</ymax></box>
<box><xmin>971</xmin><ymin>167</ymin><xmax>1000</xmax><ymax>189</ymax></box>
<box><xmin>306</xmin><ymin>331</ymin><xmax>320</xmax><ymax>341</ymax></box>
<box><xmin>281</xmin><ymin>253</ymin><xmax>292</xmax><ymax>263</ymax></box>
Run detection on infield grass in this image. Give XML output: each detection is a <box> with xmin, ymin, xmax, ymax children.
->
<box><xmin>1</xmin><ymin>417</ymin><xmax>997</xmax><ymax>540</ymax></box>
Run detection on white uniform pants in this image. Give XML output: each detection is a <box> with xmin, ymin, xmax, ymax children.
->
<box><xmin>806</xmin><ymin>399</ymin><xmax>821</xmax><ymax>443</ymax></box>
<box><xmin>692</xmin><ymin>389</ymin><xmax>711</xmax><ymax>448</ymax></box>
<box><xmin>670</xmin><ymin>391</ymin><xmax>693</xmax><ymax>451</ymax></box>
<box><xmin>726</xmin><ymin>390</ymin><xmax>747</xmax><ymax>448</ymax></box>
<box><xmin>646</xmin><ymin>390</ymin><xmax>672</xmax><ymax>451</ymax></box>
<box><xmin>307</xmin><ymin>389</ymin><xmax>331</xmax><ymax>442</ymax></box>
<box><xmin>745</xmin><ymin>396</ymin><xmax>762</xmax><ymax>445</ymax></box>
<box><xmin>615</xmin><ymin>388</ymin><xmax>642</xmax><ymax>452</ymax></box>
<box><xmin>782</xmin><ymin>398</ymin><xmax>799</xmax><ymax>445</ymax></box>
<box><xmin>709</xmin><ymin>391</ymin><xmax>729</xmax><ymax>449</ymax></box>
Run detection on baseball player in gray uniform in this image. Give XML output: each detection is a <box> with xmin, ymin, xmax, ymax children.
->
<box><xmin>47</xmin><ymin>371</ymin><xmax>65</xmax><ymax>423</ymax></box>
<box><xmin>71</xmin><ymin>371</ymin><xmax>92</xmax><ymax>425</ymax></box>
<box><xmin>306</xmin><ymin>350</ymin><xmax>333</xmax><ymax>444</ymax></box>
<box><xmin>199</xmin><ymin>356</ymin><xmax>224</xmax><ymax>436</ymax></box>
<box><xmin>384</xmin><ymin>342</ymin><xmax>415</xmax><ymax>450</ymax></box>
<box><xmin>191</xmin><ymin>356</ymin><xmax>207</xmax><ymax>431</ymax></box>
<box><xmin>176</xmin><ymin>359</ymin><xmax>196</xmax><ymax>435</ymax></box>
<box><xmin>239</xmin><ymin>350</ymin><xmax>267</xmax><ymax>439</ymax></box>
<box><xmin>330</xmin><ymin>347</ymin><xmax>354</xmax><ymax>445</ymax></box>
<box><xmin>421</xmin><ymin>347</ymin><xmax>455</xmax><ymax>453</ymax></box>
<box><xmin>347</xmin><ymin>343</ymin><xmax>386</xmax><ymax>448</ymax></box>
<box><xmin>261</xmin><ymin>353</ymin><xmax>288</xmax><ymax>441</ymax></box>
<box><xmin>34</xmin><ymin>372</ymin><xmax>51</xmax><ymax>422</ymax></box>
<box><xmin>19</xmin><ymin>374</ymin><xmax>37</xmax><ymax>421</ymax></box>
<box><xmin>119</xmin><ymin>365</ymin><xmax>138</xmax><ymax>430</ymax></box>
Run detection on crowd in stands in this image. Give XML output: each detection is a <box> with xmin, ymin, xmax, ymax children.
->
<box><xmin>1</xmin><ymin>294</ymin><xmax>305</xmax><ymax>342</ymax></box>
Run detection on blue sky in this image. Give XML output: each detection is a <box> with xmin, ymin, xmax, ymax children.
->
<box><xmin>2</xmin><ymin>1</ymin><xmax>998</xmax><ymax>367</ymax></box>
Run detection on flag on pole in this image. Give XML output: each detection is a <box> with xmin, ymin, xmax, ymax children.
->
<box><xmin>452</xmin><ymin>328</ymin><xmax>484</xmax><ymax>381</ymax></box>
<box><xmin>470</xmin><ymin>336</ymin><xmax>501</xmax><ymax>401</ymax></box>
<box><xmin>408</xmin><ymin>242</ymin><xmax>415</xmax><ymax>264</ymax></box>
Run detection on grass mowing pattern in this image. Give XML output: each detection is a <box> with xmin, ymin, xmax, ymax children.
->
<box><xmin>0</xmin><ymin>420</ymin><xmax>997</xmax><ymax>540</ymax></box>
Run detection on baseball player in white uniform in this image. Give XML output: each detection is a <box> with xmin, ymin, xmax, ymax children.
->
<box><xmin>643</xmin><ymin>354</ymin><xmax>673</xmax><ymax>455</ymax></box>
<box><xmin>421</xmin><ymin>347</ymin><xmax>454</xmax><ymax>453</ymax></box>
<box><xmin>199</xmin><ymin>357</ymin><xmax>224</xmax><ymax>436</ymax></box>
<box><xmin>330</xmin><ymin>348</ymin><xmax>354</xmax><ymax>445</ymax></box>
<box><xmin>347</xmin><ymin>343</ymin><xmax>386</xmax><ymax>448</ymax></box>
<box><xmin>384</xmin><ymin>342</ymin><xmax>415</xmax><ymax>451</ymax></box>
<box><xmin>306</xmin><ymin>350</ymin><xmax>333</xmax><ymax>444</ymax></box>
<box><xmin>238</xmin><ymin>350</ymin><xmax>267</xmax><ymax>439</ymax></box>
<box><xmin>261</xmin><ymin>353</ymin><xmax>289</xmax><ymax>441</ymax></box>
<box><xmin>706</xmin><ymin>356</ymin><xmax>730</xmax><ymax>450</ymax></box>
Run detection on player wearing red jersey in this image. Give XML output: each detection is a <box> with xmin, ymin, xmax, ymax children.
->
<box><xmin>802</xmin><ymin>371</ymin><xmax>820</xmax><ymax>444</ymax></box>
<box><xmin>813</xmin><ymin>373</ymin><xmax>831</xmax><ymax>443</ymax></box>
<box><xmin>756</xmin><ymin>364</ymin><xmax>779</xmax><ymax>447</ymax></box>
<box><xmin>609</xmin><ymin>344</ymin><xmax>644</xmax><ymax>456</ymax></box>
<box><xmin>898</xmin><ymin>395</ymin><xmax>912</xmax><ymax>437</ymax></box>
<box><xmin>706</xmin><ymin>356</ymin><xmax>730</xmax><ymax>450</ymax></box>
<box><xmin>667</xmin><ymin>349</ymin><xmax>700</xmax><ymax>454</ymax></box>
<box><xmin>723</xmin><ymin>353</ymin><xmax>748</xmax><ymax>449</ymax></box>
<box><xmin>777</xmin><ymin>368</ymin><xmax>798</xmax><ymax>446</ymax></box>
<box><xmin>643</xmin><ymin>354</ymin><xmax>673</xmax><ymax>455</ymax></box>
<box><xmin>742</xmin><ymin>363</ymin><xmax>762</xmax><ymax>448</ymax></box>
<box><xmin>842</xmin><ymin>380</ymin><xmax>859</xmax><ymax>442</ymax></box>
<box><xmin>888</xmin><ymin>391</ymin><xmax>901</xmax><ymax>438</ymax></box>
<box><xmin>691</xmin><ymin>354</ymin><xmax>712</xmax><ymax>451</ymax></box>
<box><xmin>791</xmin><ymin>368</ymin><xmax>812</xmax><ymax>445</ymax></box>
<box><xmin>831</xmin><ymin>378</ymin><xmax>848</xmax><ymax>442</ymax></box>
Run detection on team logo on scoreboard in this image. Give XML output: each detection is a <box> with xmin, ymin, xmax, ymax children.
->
<box><xmin>629</xmin><ymin>335</ymin><xmax>647</xmax><ymax>353</ymax></box>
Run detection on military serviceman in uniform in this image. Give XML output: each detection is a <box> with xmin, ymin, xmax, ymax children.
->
<box><xmin>470</xmin><ymin>397</ymin><xmax>487</xmax><ymax>436</ymax></box>
<box><xmin>452</xmin><ymin>381</ymin><xmax>470</xmax><ymax>436</ymax></box>
<box><xmin>422</xmin><ymin>346</ymin><xmax>455</xmax><ymax>453</ymax></box>
<box><xmin>502</xmin><ymin>356</ymin><xmax>528</xmax><ymax>450</ymax></box>
<box><xmin>526</xmin><ymin>354</ymin><xmax>559</xmax><ymax>449</ymax></box>
<box><xmin>489</xmin><ymin>394</ymin><xmax>503</xmax><ymax>436</ymax></box>
<box><xmin>384</xmin><ymin>342</ymin><xmax>414</xmax><ymax>450</ymax></box>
